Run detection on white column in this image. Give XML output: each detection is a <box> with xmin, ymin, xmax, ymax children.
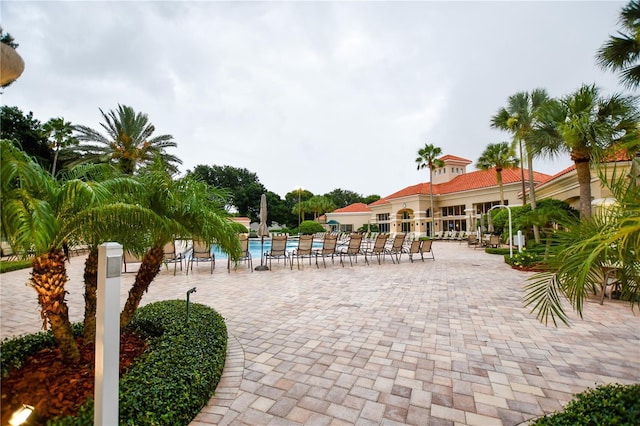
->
<box><xmin>95</xmin><ymin>242</ymin><xmax>122</xmax><ymax>426</ymax></box>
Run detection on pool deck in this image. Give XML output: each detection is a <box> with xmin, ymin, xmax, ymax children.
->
<box><xmin>1</xmin><ymin>242</ymin><xmax>639</xmax><ymax>425</ymax></box>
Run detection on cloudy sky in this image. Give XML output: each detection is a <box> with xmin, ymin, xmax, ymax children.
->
<box><xmin>1</xmin><ymin>1</ymin><xmax>629</xmax><ymax>198</ymax></box>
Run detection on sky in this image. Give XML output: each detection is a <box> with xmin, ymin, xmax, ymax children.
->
<box><xmin>1</xmin><ymin>1</ymin><xmax>629</xmax><ymax>199</ymax></box>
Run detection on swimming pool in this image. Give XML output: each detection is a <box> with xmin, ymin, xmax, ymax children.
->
<box><xmin>211</xmin><ymin>238</ymin><xmax>322</xmax><ymax>259</ymax></box>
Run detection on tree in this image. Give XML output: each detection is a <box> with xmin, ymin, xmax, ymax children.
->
<box><xmin>302</xmin><ymin>195</ymin><xmax>336</xmax><ymax>220</ymax></box>
<box><xmin>73</xmin><ymin>104</ymin><xmax>182</xmax><ymax>175</ymax></box>
<box><xmin>42</xmin><ymin>117</ymin><xmax>78</xmax><ymax>177</ymax></box>
<box><xmin>491</xmin><ymin>89</ymin><xmax>550</xmax><ymax>242</ymax></box>
<box><xmin>533</xmin><ymin>84</ymin><xmax>639</xmax><ymax>218</ymax></box>
<box><xmin>188</xmin><ymin>165</ymin><xmax>267</xmax><ymax>221</ymax></box>
<box><xmin>597</xmin><ymin>0</ymin><xmax>640</xmax><ymax>90</ymax></box>
<box><xmin>0</xmin><ymin>141</ymin><xmax>145</xmax><ymax>362</ymax></box>
<box><xmin>323</xmin><ymin>189</ymin><xmax>365</xmax><ymax>209</ymax></box>
<box><xmin>0</xmin><ymin>106</ymin><xmax>52</xmax><ymax>170</ymax></box>
<box><xmin>119</xmin><ymin>164</ymin><xmax>240</xmax><ymax>328</ymax></box>
<box><xmin>415</xmin><ymin>143</ymin><xmax>445</xmax><ymax>237</ymax></box>
<box><xmin>476</xmin><ymin>142</ymin><xmax>519</xmax><ymax>205</ymax></box>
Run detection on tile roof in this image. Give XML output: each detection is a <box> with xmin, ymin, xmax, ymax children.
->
<box><xmin>333</xmin><ymin>203</ymin><xmax>371</xmax><ymax>213</ymax></box>
<box><xmin>439</xmin><ymin>154</ymin><xmax>472</xmax><ymax>164</ymax></box>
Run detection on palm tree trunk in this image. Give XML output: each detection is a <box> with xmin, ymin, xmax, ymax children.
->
<box><xmin>82</xmin><ymin>246</ymin><xmax>99</xmax><ymax>341</ymax></box>
<box><xmin>120</xmin><ymin>245</ymin><xmax>164</xmax><ymax>328</ymax></box>
<box><xmin>429</xmin><ymin>168</ymin><xmax>435</xmax><ymax>237</ymax></box>
<box><xmin>30</xmin><ymin>248</ymin><xmax>80</xmax><ymax>363</ymax></box>
<box><xmin>519</xmin><ymin>139</ymin><xmax>527</xmax><ymax>206</ymax></box>
<box><xmin>496</xmin><ymin>170</ymin><xmax>504</xmax><ymax>205</ymax></box>
<box><xmin>526</xmin><ymin>146</ymin><xmax>541</xmax><ymax>243</ymax></box>
<box><xmin>575</xmin><ymin>159</ymin><xmax>593</xmax><ymax>218</ymax></box>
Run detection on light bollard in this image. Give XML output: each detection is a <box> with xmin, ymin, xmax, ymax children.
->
<box><xmin>95</xmin><ymin>242</ymin><xmax>122</xmax><ymax>426</ymax></box>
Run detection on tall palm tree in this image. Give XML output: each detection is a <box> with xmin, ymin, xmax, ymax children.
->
<box><xmin>476</xmin><ymin>142</ymin><xmax>519</xmax><ymax>205</ymax></box>
<box><xmin>491</xmin><ymin>89</ymin><xmax>550</xmax><ymax>242</ymax></box>
<box><xmin>302</xmin><ymin>195</ymin><xmax>336</xmax><ymax>220</ymax></box>
<box><xmin>415</xmin><ymin>143</ymin><xmax>445</xmax><ymax>237</ymax></box>
<box><xmin>597</xmin><ymin>0</ymin><xmax>640</xmax><ymax>90</ymax></box>
<box><xmin>533</xmin><ymin>84</ymin><xmax>639</xmax><ymax>218</ymax></box>
<box><xmin>0</xmin><ymin>141</ymin><xmax>144</xmax><ymax>362</ymax></box>
<box><xmin>73</xmin><ymin>104</ymin><xmax>182</xmax><ymax>175</ymax></box>
<box><xmin>42</xmin><ymin>117</ymin><xmax>77</xmax><ymax>177</ymax></box>
<box><xmin>119</xmin><ymin>162</ymin><xmax>240</xmax><ymax>328</ymax></box>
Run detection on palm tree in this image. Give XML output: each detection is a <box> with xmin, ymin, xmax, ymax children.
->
<box><xmin>533</xmin><ymin>84</ymin><xmax>639</xmax><ymax>218</ymax></box>
<box><xmin>302</xmin><ymin>196</ymin><xmax>336</xmax><ymax>220</ymax></box>
<box><xmin>73</xmin><ymin>104</ymin><xmax>182</xmax><ymax>175</ymax></box>
<box><xmin>415</xmin><ymin>143</ymin><xmax>445</xmax><ymax>237</ymax></box>
<box><xmin>476</xmin><ymin>142</ymin><xmax>519</xmax><ymax>205</ymax></box>
<box><xmin>119</xmin><ymin>163</ymin><xmax>240</xmax><ymax>328</ymax></box>
<box><xmin>42</xmin><ymin>117</ymin><xmax>77</xmax><ymax>177</ymax></box>
<box><xmin>491</xmin><ymin>89</ymin><xmax>550</xmax><ymax>242</ymax></box>
<box><xmin>597</xmin><ymin>0</ymin><xmax>640</xmax><ymax>90</ymax></box>
<box><xmin>0</xmin><ymin>141</ymin><xmax>143</xmax><ymax>362</ymax></box>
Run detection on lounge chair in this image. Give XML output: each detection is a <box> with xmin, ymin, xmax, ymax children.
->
<box><xmin>265</xmin><ymin>234</ymin><xmax>288</xmax><ymax>269</ymax></box>
<box><xmin>314</xmin><ymin>234</ymin><xmax>338</xmax><ymax>268</ymax></box>
<box><xmin>432</xmin><ymin>231</ymin><xmax>443</xmax><ymax>241</ymax></box>
<box><xmin>385</xmin><ymin>233</ymin><xmax>406</xmax><ymax>264</ymax></box>
<box><xmin>290</xmin><ymin>234</ymin><xmax>314</xmax><ymax>270</ymax></box>
<box><xmin>187</xmin><ymin>240</ymin><xmax>215</xmax><ymax>274</ymax></box>
<box><xmin>362</xmin><ymin>233</ymin><xmax>389</xmax><ymax>265</ymax></box>
<box><xmin>421</xmin><ymin>239</ymin><xmax>435</xmax><ymax>261</ymax></box>
<box><xmin>488</xmin><ymin>235</ymin><xmax>501</xmax><ymax>248</ymax></box>
<box><xmin>122</xmin><ymin>251</ymin><xmax>143</xmax><ymax>273</ymax></box>
<box><xmin>339</xmin><ymin>233</ymin><xmax>364</xmax><ymax>267</ymax></box>
<box><xmin>163</xmin><ymin>241</ymin><xmax>184</xmax><ymax>275</ymax></box>
<box><xmin>228</xmin><ymin>234</ymin><xmax>252</xmax><ymax>273</ymax></box>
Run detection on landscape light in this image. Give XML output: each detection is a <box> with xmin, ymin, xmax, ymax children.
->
<box><xmin>9</xmin><ymin>404</ymin><xmax>34</xmax><ymax>426</ymax></box>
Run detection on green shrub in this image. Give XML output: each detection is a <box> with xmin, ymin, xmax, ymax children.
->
<box><xmin>532</xmin><ymin>383</ymin><xmax>640</xmax><ymax>425</ymax></box>
<box><xmin>298</xmin><ymin>220</ymin><xmax>325</xmax><ymax>235</ymax></box>
<box><xmin>507</xmin><ymin>249</ymin><xmax>542</xmax><ymax>268</ymax></box>
<box><xmin>2</xmin><ymin>300</ymin><xmax>227</xmax><ymax>426</ymax></box>
<box><xmin>0</xmin><ymin>260</ymin><xmax>32</xmax><ymax>273</ymax></box>
<box><xmin>485</xmin><ymin>247</ymin><xmax>511</xmax><ymax>255</ymax></box>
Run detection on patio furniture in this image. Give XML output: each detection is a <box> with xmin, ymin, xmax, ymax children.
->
<box><xmin>421</xmin><ymin>239</ymin><xmax>435</xmax><ymax>260</ymax></box>
<box><xmin>163</xmin><ymin>241</ymin><xmax>184</xmax><ymax>275</ymax></box>
<box><xmin>467</xmin><ymin>234</ymin><xmax>479</xmax><ymax>248</ymax></box>
<box><xmin>385</xmin><ymin>233</ymin><xmax>406</xmax><ymax>264</ymax></box>
<box><xmin>290</xmin><ymin>234</ymin><xmax>314</xmax><ymax>270</ymax></box>
<box><xmin>488</xmin><ymin>235</ymin><xmax>501</xmax><ymax>248</ymax></box>
<box><xmin>363</xmin><ymin>233</ymin><xmax>389</xmax><ymax>265</ymax></box>
<box><xmin>187</xmin><ymin>240</ymin><xmax>215</xmax><ymax>274</ymax></box>
<box><xmin>339</xmin><ymin>233</ymin><xmax>365</xmax><ymax>267</ymax></box>
<box><xmin>122</xmin><ymin>251</ymin><xmax>143</xmax><ymax>273</ymax></box>
<box><xmin>314</xmin><ymin>234</ymin><xmax>338</xmax><ymax>268</ymax></box>
<box><xmin>228</xmin><ymin>234</ymin><xmax>252</xmax><ymax>273</ymax></box>
<box><xmin>265</xmin><ymin>234</ymin><xmax>288</xmax><ymax>269</ymax></box>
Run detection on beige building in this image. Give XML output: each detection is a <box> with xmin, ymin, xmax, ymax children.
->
<box><xmin>325</xmin><ymin>154</ymin><xmax>634</xmax><ymax>237</ymax></box>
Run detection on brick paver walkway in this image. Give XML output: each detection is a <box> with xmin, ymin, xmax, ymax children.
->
<box><xmin>1</xmin><ymin>242</ymin><xmax>639</xmax><ymax>425</ymax></box>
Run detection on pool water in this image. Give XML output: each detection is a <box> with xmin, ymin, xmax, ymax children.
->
<box><xmin>211</xmin><ymin>238</ymin><xmax>322</xmax><ymax>260</ymax></box>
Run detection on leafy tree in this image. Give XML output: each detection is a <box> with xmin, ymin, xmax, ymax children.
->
<box><xmin>302</xmin><ymin>195</ymin><xmax>336</xmax><ymax>220</ymax></box>
<box><xmin>42</xmin><ymin>117</ymin><xmax>78</xmax><ymax>177</ymax></box>
<box><xmin>415</xmin><ymin>143</ymin><xmax>445</xmax><ymax>237</ymax></box>
<box><xmin>0</xmin><ymin>26</ymin><xmax>18</xmax><ymax>48</ymax></box>
<box><xmin>597</xmin><ymin>0</ymin><xmax>640</xmax><ymax>90</ymax></box>
<box><xmin>491</xmin><ymin>89</ymin><xmax>550</xmax><ymax>242</ymax></box>
<box><xmin>73</xmin><ymin>104</ymin><xmax>182</xmax><ymax>175</ymax></box>
<box><xmin>323</xmin><ymin>189</ymin><xmax>365</xmax><ymax>209</ymax></box>
<box><xmin>285</xmin><ymin>188</ymin><xmax>313</xmax><ymax>226</ymax></box>
<box><xmin>362</xmin><ymin>194</ymin><xmax>381</xmax><ymax>205</ymax></box>
<box><xmin>188</xmin><ymin>165</ymin><xmax>267</xmax><ymax>222</ymax></box>
<box><xmin>533</xmin><ymin>84</ymin><xmax>639</xmax><ymax>218</ymax></box>
<box><xmin>298</xmin><ymin>220</ymin><xmax>326</xmax><ymax>235</ymax></box>
<box><xmin>0</xmin><ymin>106</ymin><xmax>52</xmax><ymax>170</ymax></box>
<box><xmin>476</xmin><ymin>142</ymin><xmax>519</xmax><ymax>205</ymax></box>
<box><xmin>265</xmin><ymin>191</ymin><xmax>292</xmax><ymax>226</ymax></box>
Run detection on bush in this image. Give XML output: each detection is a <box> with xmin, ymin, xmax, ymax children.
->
<box><xmin>0</xmin><ymin>259</ymin><xmax>31</xmax><ymax>273</ymax></box>
<box><xmin>532</xmin><ymin>383</ymin><xmax>640</xmax><ymax>425</ymax></box>
<box><xmin>2</xmin><ymin>300</ymin><xmax>227</xmax><ymax>426</ymax></box>
<box><xmin>298</xmin><ymin>220</ymin><xmax>325</xmax><ymax>235</ymax></box>
<box><xmin>507</xmin><ymin>249</ymin><xmax>542</xmax><ymax>268</ymax></box>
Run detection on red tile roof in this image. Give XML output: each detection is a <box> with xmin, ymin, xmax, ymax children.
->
<box><xmin>439</xmin><ymin>154</ymin><xmax>472</xmax><ymax>164</ymax></box>
<box><xmin>333</xmin><ymin>203</ymin><xmax>371</xmax><ymax>213</ymax></box>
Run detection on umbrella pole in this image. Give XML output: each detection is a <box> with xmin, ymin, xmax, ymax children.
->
<box><xmin>255</xmin><ymin>235</ymin><xmax>269</xmax><ymax>271</ymax></box>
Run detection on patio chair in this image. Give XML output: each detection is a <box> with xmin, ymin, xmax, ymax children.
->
<box><xmin>488</xmin><ymin>235</ymin><xmax>501</xmax><ymax>248</ymax></box>
<box><xmin>467</xmin><ymin>234</ymin><xmax>479</xmax><ymax>248</ymax></box>
<box><xmin>339</xmin><ymin>233</ymin><xmax>365</xmax><ymax>267</ymax></box>
<box><xmin>290</xmin><ymin>234</ymin><xmax>314</xmax><ymax>270</ymax></box>
<box><xmin>228</xmin><ymin>233</ymin><xmax>253</xmax><ymax>273</ymax></box>
<box><xmin>265</xmin><ymin>234</ymin><xmax>288</xmax><ymax>269</ymax></box>
<box><xmin>385</xmin><ymin>233</ymin><xmax>406</xmax><ymax>264</ymax></box>
<box><xmin>163</xmin><ymin>240</ymin><xmax>184</xmax><ymax>275</ymax></box>
<box><xmin>122</xmin><ymin>251</ymin><xmax>143</xmax><ymax>273</ymax></box>
<box><xmin>314</xmin><ymin>234</ymin><xmax>338</xmax><ymax>268</ymax></box>
<box><xmin>187</xmin><ymin>240</ymin><xmax>215</xmax><ymax>274</ymax></box>
<box><xmin>432</xmin><ymin>231</ymin><xmax>443</xmax><ymax>240</ymax></box>
<box><xmin>421</xmin><ymin>239</ymin><xmax>435</xmax><ymax>261</ymax></box>
<box><xmin>405</xmin><ymin>239</ymin><xmax>423</xmax><ymax>263</ymax></box>
<box><xmin>362</xmin><ymin>233</ymin><xmax>389</xmax><ymax>265</ymax></box>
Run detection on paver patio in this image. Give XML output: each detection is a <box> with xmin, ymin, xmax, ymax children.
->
<box><xmin>1</xmin><ymin>242</ymin><xmax>639</xmax><ymax>425</ymax></box>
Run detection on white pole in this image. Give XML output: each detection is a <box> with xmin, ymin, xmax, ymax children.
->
<box><xmin>489</xmin><ymin>205</ymin><xmax>513</xmax><ymax>258</ymax></box>
<box><xmin>95</xmin><ymin>242</ymin><xmax>122</xmax><ymax>426</ymax></box>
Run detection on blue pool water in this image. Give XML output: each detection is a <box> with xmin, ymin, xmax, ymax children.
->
<box><xmin>211</xmin><ymin>238</ymin><xmax>322</xmax><ymax>259</ymax></box>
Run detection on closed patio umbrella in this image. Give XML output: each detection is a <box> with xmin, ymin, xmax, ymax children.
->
<box><xmin>255</xmin><ymin>194</ymin><xmax>270</xmax><ymax>271</ymax></box>
<box><xmin>0</xmin><ymin>43</ymin><xmax>25</xmax><ymax>86</ymax></box>
<box><xmin>488</xmin><ymin>211</ymin><xmax>494</xmax><ymax>233</ymax></box>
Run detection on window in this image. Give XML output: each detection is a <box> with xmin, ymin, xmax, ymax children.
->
<box><xmin>377</xmin><ymin>213</ymin><xmax>390</xmax><ymax>221</ymax></box>
<box><xmin>340</xmin><ymin>224</ymin><xmax>353</xmax><ymax>233</ymax></box>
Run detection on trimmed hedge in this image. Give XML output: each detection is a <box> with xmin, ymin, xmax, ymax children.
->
<box><xmin>1</xmin><ymin>300</ymin><xmax>227</xmax><ymax>425</ymax></box>
<box><xmin>532</xmin><ymin>383</ymin><xmax>640</xmax><ymax>425</ymax></box>
<box><xmin>0</xmin><ymin>259</ymin><xmax>31</xmax><ymax>274</ymax></box>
